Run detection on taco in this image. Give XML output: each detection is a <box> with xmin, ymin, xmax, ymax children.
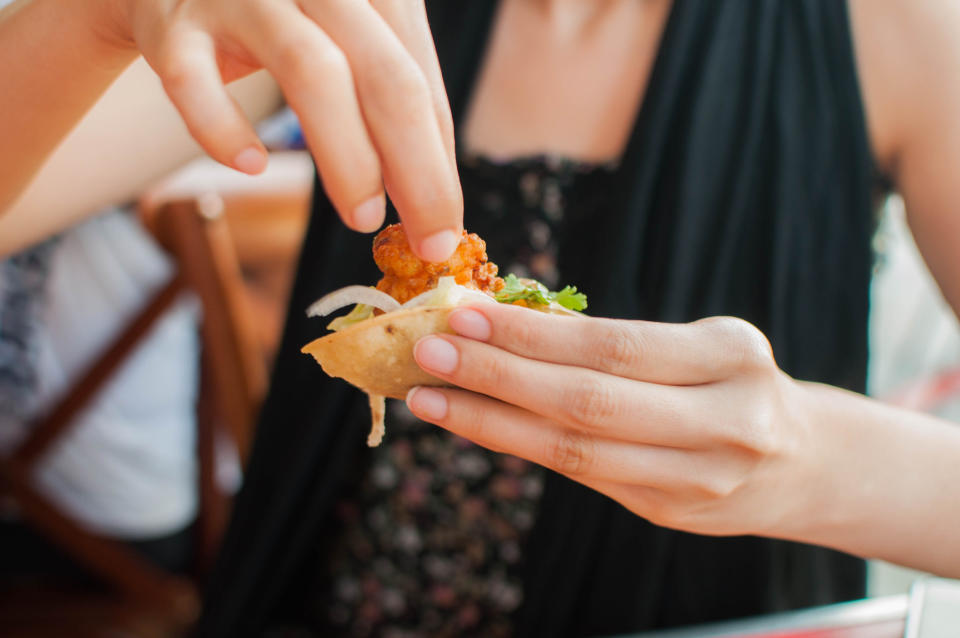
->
<box><xmin>301</xmin><ymin>223</ymin><xmax>586</xmax><ymax>446</ymax></box>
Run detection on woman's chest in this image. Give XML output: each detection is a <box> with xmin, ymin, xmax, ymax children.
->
<box><xmin>461</xmin><ymin>0</ymin><xmax>672</xmax><ymax>163</ymax></box>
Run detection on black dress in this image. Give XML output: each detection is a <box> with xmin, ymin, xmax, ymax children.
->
<box><xmin>196</xmin><ymin>1</ymin><xmax>876</xmax><ymax>636</ymax></box>
<box><xmin>311</xmin><ymin>154</ymin><xmax>620</xmax><ymax>638</ymax></box>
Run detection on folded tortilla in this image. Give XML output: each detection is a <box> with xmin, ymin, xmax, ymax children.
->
<box><xmin>300</xmin><ymin>305</ymin><xmax>456</xmax><ymax>401</ymax></box>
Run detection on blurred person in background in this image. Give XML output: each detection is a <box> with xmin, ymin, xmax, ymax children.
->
<box><xmin>0</xmin><ymin>201</ymin><xmax>202</xmax><ymax>575</ymax></box>
<box><xmin>0</xmin><ymin>0</ymin><xmax>280</xmax><ymax>574</ymax></box>
<box><xmin>4</xmin><ymin>1</ymin><xmax>960</xmax><ymax>638</ymax></box>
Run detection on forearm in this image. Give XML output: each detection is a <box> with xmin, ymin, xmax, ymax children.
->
<box><xmin>0</xmin><ymin>0</ymin><xmax>136</xmax><ymax>212</ymax></box>
<box><xmin>0</xmin><ymin>57</ymin><xmax>282</xmax><ymax>257</ymax></box>
<box><xmin>783</xmin><ymin>380</ymin><xmax>960</xmax><ymax>576</ymax></box>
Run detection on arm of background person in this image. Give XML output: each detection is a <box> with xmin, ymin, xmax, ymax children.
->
<box><xmin>0</xmin><ymin>58</ymin><xmax>282</xmax><ymax>257</ymax></box>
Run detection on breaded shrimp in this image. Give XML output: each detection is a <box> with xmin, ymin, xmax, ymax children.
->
<box><xmin>373</xmin><ymin>223</ymin><xmax>504</xmax><ymax>303</ymax></box>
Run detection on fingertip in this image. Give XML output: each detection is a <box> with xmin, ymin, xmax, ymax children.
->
<box><xmin>352</xmin><ymin>193</ymin><xmax>386</xmax><ymax>232</ymax></box>
<box><xmin>416</xmin><ymin>228</ymin><xmax>460</xmax><ymax>262</ymax></box>
<box><xmin>448</xmin><ymin>308</ymin><xmax>492</xmax><ymax>341</ymax></box>
<box><xmin>406</xmin><ymin>385</ymin><xmax>448</xmax><ymax>421</ymax></box>
<box><xmin>413</xmin><ymin>335</ymin><xmax>458</xmax><ymax>375</ymax></box>
<box><xmin>233</xmin><ymin>146</ymin><xmax>268</xmax><ymax>175</ymax></box>
<box><xmin>405</xmin><ymin>386</ymin><xmax>420</xmax><ymax>406</ymax></box>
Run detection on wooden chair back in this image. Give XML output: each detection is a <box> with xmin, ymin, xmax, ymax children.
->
<box><xmin>0</xmin><ymin>158</ymin><xmax>312</xmax><ymax>634</ymax></box>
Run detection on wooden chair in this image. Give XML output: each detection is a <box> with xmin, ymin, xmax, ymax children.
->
<box><xmin>0</xmin><ymin>152</ymin><xmax>313</xmax><ymax>635</ymax></box>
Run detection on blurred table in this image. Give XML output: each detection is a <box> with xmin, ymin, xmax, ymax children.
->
<box><xmin>625</xmin><ymin>596</ymin><xmax>907</xmax><ymax>638</ymax></box>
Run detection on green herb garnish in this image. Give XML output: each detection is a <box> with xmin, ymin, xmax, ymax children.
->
<box><xmin>494</xmin><ymin>274</ymin><xmax>587</xmax><ymax>311</ymax></box>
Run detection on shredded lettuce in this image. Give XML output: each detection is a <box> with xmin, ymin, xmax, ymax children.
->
<box><xmin>330</xmin><ymin>275</ymin><xmax>586</xmax><ymax>331</ymax></box>
<box><xmin>327</xmin><ymin>303</ymin><xmax>374</xmax><ymax>331</ymax></box>
<box><xmin>494</xmin><ymin>274</ymin><xmax>587</xmax><ymax>311</ymax></box>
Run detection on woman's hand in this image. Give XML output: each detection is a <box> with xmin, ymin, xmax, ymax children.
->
<box><xmin>99</xmin><ymin>0</ymin><xmax>461</xmax><ymax>260</ymax></box>
<box><xmin>405</xmin><ymin>303</ymin><xmax>819</xmax><ymax>538</ymax></box>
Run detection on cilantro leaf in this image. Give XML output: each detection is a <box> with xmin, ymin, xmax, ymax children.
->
<box><xmin>552</xmin><ymin>285</ymin><xmax>588</xmax><ymax>311</ymax></box>
<box><xmin>494</xmin><ymin>274</ymin><xmax>587</xmax><ymax>311</ymax></box>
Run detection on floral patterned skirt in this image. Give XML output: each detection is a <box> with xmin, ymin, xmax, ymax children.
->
<box><xmin>318</xmin><ymin>401</ymin><xmax>544</xmax><ymax>638</ymax></box>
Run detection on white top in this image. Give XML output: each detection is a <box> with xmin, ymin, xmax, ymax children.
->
<box><xmin>20</xmin><ymin>210</ymin><xmax>199</xmax><ymax>539</ymax></box>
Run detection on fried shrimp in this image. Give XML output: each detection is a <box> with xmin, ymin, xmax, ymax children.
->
<box><xmin>303</xmin><ymin>223</ymin><xmax>587</xmax><ymax>447</ymax></box>
<box><xmin>373</xmin><ymin>224</ymin><xmax>504</xmax><ymax>303</ymax></box>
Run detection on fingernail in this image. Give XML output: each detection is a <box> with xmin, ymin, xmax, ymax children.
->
<box><xmin>418</xmin><ymin>229</ymin><xmax>459</xmax><ymax>262</ymax></box>
<box><xmin>449</xmin><ymin>308</ymin><xmax>492</xmax><ymax>341</ymax></box>
<box><xmin>406</xmin><ymin>386</ymin><xmax>448</xmax><ymax>421</ymax></box>
<box><xmin>414</xmin><ymin>336</ymin><xmax>458</xmax><ymax>374</ymax></box>
<box><xmin>234</xmin><ymin>146</ymin><xmax>267</xmax><ymax>174</ymax></box>
<box><xmin>353</xmin><ymin>194</ymin><xmax>385</xmax><ymax>232</ymax></box>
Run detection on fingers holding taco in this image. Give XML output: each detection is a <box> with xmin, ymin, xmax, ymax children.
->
<box><xmin>301</xmin><ymin>223</ymin><xmax>586</xmax><ymax>445</ymax></box>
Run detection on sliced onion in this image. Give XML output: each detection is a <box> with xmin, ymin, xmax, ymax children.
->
<box><xmin>454</xmin><ymin>289</ymin><xmax>499</xmax><ymax>306</ymax></box>
<box><xmin>306</xmin><ymin>285</ymin><xmax>400</xmax><ymax>317</ymax></box>
<box><xmin>401</xmin><ymin>284</ymin><xmax>497</xmax><ymax>309</ymax></box>
<box><xmin>547</xmin><ymin>301</ymin><xmax>583</xmax><ymax>316</ymax></box>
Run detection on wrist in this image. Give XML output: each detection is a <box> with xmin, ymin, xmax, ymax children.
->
<box><xmin>772</xmin><ymin>381</ymin><xmax>863</xmax><ymax>546</ymax></box>
<box><xmin>774</xmin><ymin>380</ymin><xmax>960</xmax><ymax>575</ymax></box>
<box><xmin>754</xmin><ymin>377</ymin><xmax>845</xmax><ymax>543</ymax></box>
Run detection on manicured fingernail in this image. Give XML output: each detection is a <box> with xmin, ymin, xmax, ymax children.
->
<box><xmin>406</xmin><ymin>386</ymin><xmax>448</xmax><ymax>421</ymax></box>
<box><xmin>418</xmin><ymin>229</ymin><xmax>459</xmax><ymax>262</ymax></box>
<box><xmin>449</xmin><ymin>308</ymin><xmax>491</xmax><ymax>341</ymax></box>
<box><xmin>414</xmin><ymin>336</ymin><xmax>458</xmax><ymax>374</ymax></box>
<box><xmin>234</xmin><ymin>146</ymin><xmax>267</xmax><ymax>174</ymax></box>
<box><xmin>353</xmin><ymin>194</ymin><xmax>385</xmax><ymax>232</ymax></box>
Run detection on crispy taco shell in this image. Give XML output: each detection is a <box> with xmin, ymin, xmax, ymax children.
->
<box><xmin>300</xmin><ymin>305</ymin><xmax>455</xmax><ymax>400</ymax></box>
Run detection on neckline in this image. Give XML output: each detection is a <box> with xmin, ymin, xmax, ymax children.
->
<box><xmin>451</xmin><ymin>0</ymin><xmax>681</xmax><ymax>169</ymax></box>
<box><xmin>459</xmin><ymin>149</ymin><xmax>621</xmax><ymax>174</ymax></box>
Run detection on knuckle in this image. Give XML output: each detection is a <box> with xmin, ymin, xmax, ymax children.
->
<box><xmin>477</xmin><ymin>348</ymin><xmax>512</xmax><ymax>390</ymax></box>
<box><xmin>386</xmin><ymin>64</ymin><xmax>432</xmax><ymax>105</ymax></box>
<box><xmin>672</xmin><ymin>454</ymin><xmax>727</xmax><ymax>500</ymax></box>
<box><xmin>455</xmin><ymin>396</ymin><xmax>490</xmax><ymax>438</ymax></box>
<box><xmin>510</xmin><ymin>316</ymin><xmax>543</xmax><ymax>353</ymax></box>
<box><xmin>563</xmin><ymin>377</ymin><xmax>618</xmax><ymax>431</ymax></box>
<box><xmin>159</xmin><ymin>54</ymin><xmax>197</xmax><ymax>94</ymax></box>
<box><xmin>692</xmin><ymin>472</ymin><xmax>740</xmax><ymax>501</ymax></box>
<box><xmin>739</xmin><ymin>401</ymin><xmax>779</xmax><ymax>456</ymax></box>
<box><xmin>703</xmin><ymin>316</ymin><xmax>774</xmax><ymax>374</ymax></box>
<box><xmin>315</xmin><ymin>47</ymin><xmax>352</xmax><ymax>80</ymax></box>
<box><xmin>547</xmin><ymin>429</ymin><xmax>596</xmax><ymax>477</ymax></box>
<box><xmin>367</xmin><ymin>62</ymin><xmax>433</xmax><ymax>123</ymax></box>
<box><xmin>592</xmin><ymin>321</ymin><xmax>643</xmax><ymax>372</ymax></box>
<box><xmin>420</xmin><ymin>183</ymin><xmax>463</xmax><ymax>218</ymax></box>
<box><xmin>278</xmin><ymin>38</ymin><xmax>349</xmax><ymax>81</ymax></box>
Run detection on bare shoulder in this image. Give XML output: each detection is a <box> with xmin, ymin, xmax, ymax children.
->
<box><xmin>848</xmin><ymin>0</ymin><xmax>960</xmax><ymax>177</ymax></box>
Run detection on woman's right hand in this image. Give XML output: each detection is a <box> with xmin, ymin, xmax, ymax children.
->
<box><xmin>99</xmin><ymin>0</ymin><xmax>462</xmax><ymax>261</ymax></box>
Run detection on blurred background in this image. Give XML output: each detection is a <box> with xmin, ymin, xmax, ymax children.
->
<box><xmin>867</xmin><ymin>192</ymin><xmax>960</xmax><ymax>598</ymax></box>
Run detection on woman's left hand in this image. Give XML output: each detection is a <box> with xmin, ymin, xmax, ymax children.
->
<box><xmin>406</xmin><ymin>303</ymin><xmax>819</xmax><ymax>538</ymax></box>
